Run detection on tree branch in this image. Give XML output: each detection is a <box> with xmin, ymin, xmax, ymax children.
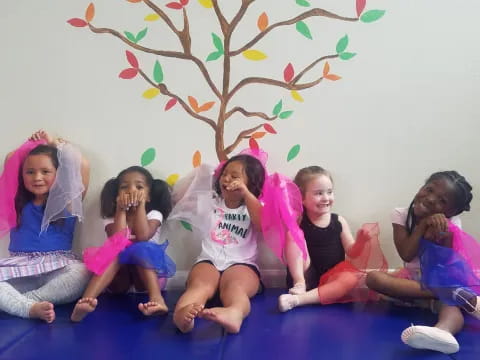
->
<box><xmin>225</xmin><ymin>107</ymin><xmax>276</xmax><ymax>121</ymax></box>
<box><xmin>224</xmin><ymin>124</ymin><xmax>265</xmax><ymax>155</ymax></box>
<box><xmin>143</xmin><ymin>0</ymin><xmax>178</xmax><ymax>34</ymax></box>
<box><xmin>292</xmin><ymin>54</ymin><xmax>339</xmax><ymax>84</ymax></box>
<box><xmin>211</xmin><ymin>0</ymin><xmax>229</xmax><ymax>36</ymax></box>
<box><xmin>229</xmin><ymin>0</ymin><xmax>256</xmax><ymax>34</ymax></box>
<box><xmin>230</xmin><ymin>8</ymin><xmax>358</xmax><ymax>56</ymax></box>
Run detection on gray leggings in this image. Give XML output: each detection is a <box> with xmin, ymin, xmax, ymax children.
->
<box><xmin>0</xmin><ymin>263</ymin><xmax>90</xmax><ymax>318</ymax></box>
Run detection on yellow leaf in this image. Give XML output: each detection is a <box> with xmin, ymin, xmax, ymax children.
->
<box><xmin>198</xmin><ymin>0</ymin><xmax>213</xmax><ymax>8</ymax></box>
<box><xmin>192</xmin><ymin>150</ymin><xmax>201</xmax><ymax>168</ymax></box>
<box><xmin>166</xmin><ymin>173</ymin><xmax>180</xmax><ymax>186</ymax></box>
<box><xmin>144</xmin><ymin>13</ymin><xmax>160</xmax><ymax>21</ymax></box>
<box><xmin>242</xmin><ymin>49</ymin><xmax>267</xmax><ymax>61</ymax></box>
<box><xmin>291</xmin><ymin>90</ymin><xmax>304</xmax><ymax>103</ymax></box>
<box><xmin>142</xmin><ymin>88</ymin><xmax>161</xmax><ymax>99</ymax></box>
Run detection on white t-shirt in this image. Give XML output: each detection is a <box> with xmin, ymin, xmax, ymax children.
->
<box><xmin>103</xmin><ymin>210</ymin><xmax>163</xmax><ymax>243</ymax></box>
<box><xmin>197</xmin><ymin>199</ymin><xmax>259</xmax><ymax>271</ymax></box>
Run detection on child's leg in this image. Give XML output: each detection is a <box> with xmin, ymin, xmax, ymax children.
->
<box><xmin>200</xmin><ymin>264</ymin><xmax>260</xmax><ymax>334</ymax></box>
<box><xmin>71</xmin><ymin>259</ymin><xmax>122</xmax><ymax>322</ymax></box>
<box><xmin>366</xmin><ymin>271</ymin><xmax>434</xmax><ymax>299</ymax></box>
<box><xmin>284</xmin><ymin>232</ymin><xmax>310</xmax><ymax>294</ymax></box>
<box><xmin>0</xmin><ymin>280</ymin><xmax>55</xmax><ymax>323</ymax></box>
<box><xmin>135</xmin><ymin>266</ymin><xmax>168</xmax><ymax>316</ymax></box>
<box><xmin>173</xmin><ymin>262</ymin><xmax>220</xmax><ymax>333</ymax></box>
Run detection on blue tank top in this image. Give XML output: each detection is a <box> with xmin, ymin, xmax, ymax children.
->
<box><xmin>9</xmin><ymin>202</ymin><xmax>76</xmax><ymax>252</ymax></box>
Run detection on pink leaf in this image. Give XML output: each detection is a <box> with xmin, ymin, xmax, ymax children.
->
<box><xmin>118</xmin><ymin>68</ymin><xmax>138</xmax><ymax>79</ymax></box>
<box><xmin>249</xmin><ymin>138</ymin><xmax>259</xmax><ymax>150</ymax></box>
<box><xmin>263</xmin><ymin>124</ymin><xmax>277</xmax><ymax>134</ymax></box>
<box><xmin>356</xmin><ymin>0</ymin><xmax>366</xmax><ymax>17</ymax></box>
<box><xmin>166</xmin><ymin>2</ymin><xmax>183</xmax><ymax>9</ymax></box>
<box><xmin>165</xmin><ymin>98</ymin><xmax>178</xmax><ymax>111</ymax></box>
<box><xmin>180</xmin><ymin>0</ymin><xmax>189</xmax><ymax>5</ymax></box>
<box><xmin>283</xmin><ymin>63</ymin><xmax>294</xmax><ymax>83</ymax></box>
<box><xmin>67</xmin><ymin>18</ymin><xmax>88</xmax><ymax>27</ymax></box>
<box><xmin>125</xmin><ymin>50</ymin><xmax>138</xmax><ymax>69</ymax></box>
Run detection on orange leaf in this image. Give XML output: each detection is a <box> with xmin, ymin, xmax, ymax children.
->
<box><xmin>192</xmin><ymin>150</ymin><xmax>201</xmax><ymax>168</ymax></box>
<box><xmin>127</xmin><ymin>0</ymin><xmax>142</xmax><ymax>2</ymax></box>
<box><xmin>325</xmin><ymin>74</ymin><xmax>342</xmax><ymax>81</ymax></box>
<box><xmin>251</xmin><ymin>132</ymin><xmax>266</xmax><ymax>139</ymax></box>
<box><xmin>197</xmin><ymin>101</ymin><xmax>215</xmax><ymax>113</ymax></box>
<box><xmin>85</xmin><ymin>3</ymin><xmax>95</xmax><ymax>23</ymax></box>
<box><xmin>188</xmin><ymin>96</ymin><xmax>200</xmax><ymax>112</ymax></box>
<box><xmin>323</xmin><ymin>62</ymin><xmax>330</xmax><ymax>77</ymax></box>
<box><xmin>257</xmin><ymin>12</ymin><xmax>268</xmax><ymax>32</ymax></box>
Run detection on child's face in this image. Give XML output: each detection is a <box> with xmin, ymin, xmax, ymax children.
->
<box><xmin>302</xmin><ymin>174</ymin><xmax>334</xmax><ymax>217</ymax></box>
<box><xmin>118</xmin><ymin>171</ymin><xmax>150</xmax><ymax>201</ymax></box>
<box><xmin>413</xmin><ymin>178</ymin><xmax>456</xmax><ymax>218</ymax></box>
<box><xmin>219</xmin><ymin>161</ymin><xmax>248</xmax><ymax>199</ymax></box>
<box><xmin>22</xmin><ymin>154</ymin><xmax>57</xmax><ymax>201</ymax></box>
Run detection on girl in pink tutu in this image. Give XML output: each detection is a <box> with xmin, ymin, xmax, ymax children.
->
<box><xmin>366</xmin><ymin>171</ymin><xmax>476</xmax><ymax>354</ymax></box>
<box><xmin>278</xmin><ymin>166</ymin><xmax>387</xmax><ymax>312</ymax></box>
<box><xmin>0</xmin><ymin>130</ymin><xmax>90</xmax><ymax>322</ymax></box>
<box><xmin>71</xmin><ymin>166</ymin><xmax>174</xmax><ymax>322</ymax></box>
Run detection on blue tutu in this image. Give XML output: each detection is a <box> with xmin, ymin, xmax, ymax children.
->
<box><xmin>118</xmin><ymin>240</ymin><xmax>176</xmax><ymax>278</ymax></box>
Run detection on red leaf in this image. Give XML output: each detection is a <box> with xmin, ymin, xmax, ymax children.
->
<box><xmin>67</xmin><ymin>18</ymin><xmax>88</xmax><ymax>27</ymax></box>
<box><xmin>283</xmin><ymin>63</ymin><xmax>294</xmax><ymax>83</ymax></box>
<box><xmin>125</xmin><ymin>50</ymin><xmax>138</xmax><ymax>69</ymax></box>
<box><xmin>180</xmin><ymin>0</ymin><xmax>189</xmax><ymax>5</ymax></box>
<box><xmin>263</xmin><ymin>124</ymin><xmax>277</xmax><ymax>134</ymax></box>
<box><xmin>356</xmin><ymin>0</ymin><xmax>366</xmax><ymax>17</ymax></box>
<box><xmin>118</xmin><ymin>68</ymin><xmax>138</xmax><ymax>79</ymax></box>
<box><xmin>166</xmin><ymin>2</ymin><xmax>183</xmax><ymax>9</ymax></box>
<box><xmin>164</xmin><ymin>98</ymin><xmax>178</xmax><ymax>111</ymax></box>
<box><xmin>249</xmin><ymin>138</ymin><xmax>259</xmax><ymax>150</ymax></box>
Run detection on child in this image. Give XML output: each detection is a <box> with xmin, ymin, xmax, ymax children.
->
<box><xmin>0</xmin><ymin>130</ymin><xmax>90</xmax><ymax>322</ymax></box>
<box><xmin>366</xmin><ymin>171</ymin><xmax>475</xmax><ymax>354</ymax></box>
<box><xmin>171</xmin><ymin>154</ymin><xmax>265</xmax><ymax>334</ymax></box>
<box><xmin>71</xmin><ymin>166</ymin><xmax>175</xmax><ymax>322</ymax></box>
<box><xmin>278</xmin><ymin>166</ymin><xmax>386</xmax><ymax>312</ymax></box>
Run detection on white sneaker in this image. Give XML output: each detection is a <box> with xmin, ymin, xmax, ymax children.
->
<box><xmin>288</xmin><ymin>282</ymin><xmax>306</xmax><ymax>295</ymax></box>
<box><xmin>278</xmin><ymin>294</ymin><xmax>299</xmax><ymax>312</ymax></box>
<box><xmin>452</xmin><ymin>288</ymin><xmax>480</xmax><ymax>320</ymax></box>
<box><xmin>401</xmin><ymin>325</ymin><xmax>459</xmax><ymax>354</ymax></box>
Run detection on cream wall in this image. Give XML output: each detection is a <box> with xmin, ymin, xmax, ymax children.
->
<box><xmin>1</xmin><ymin>1</ymin><xmax>479</xmax><ymax>285</ymax></box>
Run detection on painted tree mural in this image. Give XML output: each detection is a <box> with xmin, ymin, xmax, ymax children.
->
<box><xmin>68</xmin><ymin>0</ymin><xmax>385</xmax><ymax>162</ymax></box>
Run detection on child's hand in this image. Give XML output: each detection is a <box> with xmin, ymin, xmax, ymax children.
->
<box><xmin>225</xmin><ymin>179</ymin><xmax>248</xmax><ymax>196</ymax></box>
<box><xmin>423</xmin><ymin>213</ymin><xmax>448</xmax><ymax>235</ymax></box>
<box><xmin>117</xmin><ymin>189</ymin><xmax>146</xmax><ymax>212</ymax></box>
<box><xmin>29</xmin><ymin>130</ymin><xmax>54</xmax><ymax>144</ymax></box>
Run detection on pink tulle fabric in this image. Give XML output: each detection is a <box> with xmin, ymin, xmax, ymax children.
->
<box><xmin>0</xmin><ymin>139</ymin><xmax>46</xmax><ymax>238</ymax></box>
<box><xmin>318</xmin><ymin>223</ymin><xmax>388</xmax><ymax>304</ymax></box>
<box><xmin>450</xmin><ymin>222</ymin><xmax>480</xmax><ymax>278</ymax></box>
<box><xmin>83</xmin><ymin>229</ymin><xmax>132</xmax><ymax>275</ymax></box>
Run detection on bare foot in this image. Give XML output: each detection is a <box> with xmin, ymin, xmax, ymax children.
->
<box><xmin>29</xmin><ymin>302</ymin><xmax>55</xmax><ymax>323</ymax></box>
<box><xmin>70</xmin><ymin>297</ymin><xmax>98</xmax><ymax>322</ymax></box>
<box><xmin>199</xmin><ymin>307</ymin><xmax>244</xmax><ymax>334</ymax></box>
<box><xmin>173</xmin><ymin>303</ymin><xmax>204</xmax><ymax>333</ymax></box>
<box><xmin>138</xmin><ymin>298</ymin><xmax>168</xmax><ymax>316</ymax></box>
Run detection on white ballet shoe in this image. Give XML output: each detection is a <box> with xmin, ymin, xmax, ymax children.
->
<box><xmin>288</xmin><ymin>282</ymin><xmax>306</xmax><ymax>295</ymax></box>
<box><xmin>401</xmin><ymin>325</ymin><xmax>459</xmax><ymax>354</ymax></box>
<box><xmin>278</xmin><ymin>294</ymin><xmax>299</xmax><ymax>312</ymax></box>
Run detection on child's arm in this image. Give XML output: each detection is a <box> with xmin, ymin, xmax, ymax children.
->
<box><xmin>338</xmin><ymin>216</ymin><xmax>356</xmax><ymax>255</ymax></box>
<box><xmin>129</xmin><ymin>189</ymin><xmax>161</xmax><ymax>241</ymax></box>
<box><xmin>105</xmin><ymin>205</ymin><xmax>128</xmax><ymax>237</ymax></box>
<box><xmin>243</xmin><ymin>190</ymin><xmax>263</xmax><ymax>231</ymax></box>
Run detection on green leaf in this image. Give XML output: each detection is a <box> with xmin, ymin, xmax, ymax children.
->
<box><xmin>153</xmin><ymin>60</ymin><xmax>163</xmax><ymax>83</ymax></box>
<box><xmin>136</xmin><ymin>27</ymin><xmax>148</xmax><ymax>42</ymax></box>
<box><xmin>180</xmin><ymin>220</ymin><xmax>193</xmax><ymax>231</ymax></box>
<box><xmin>360</xmin><ymin>10</ymin><xmax>385</xmax><ymax>23</ymax></box>
<box><xmin>272</xmin><ymin>100</ymin><xmax>283</xmax><ymax>116</ymax></box>
<box><xmin>295</xmin><ymin>0</ymin><xmax>310</xmax><ymax>6</ymax></box>
<box><xmin>124</xmin><ymin>31</ymin><xmax>137</xmax><ymax>43</ymax></box>
<box><xmin>279</xmin><ymin>110</ymin><xmax>293</xmax><ymax>119</ymax></box>
<box><xmin>296</xmin><ymin>21</ymin><xmax>312</xmax><ymax>40</ymax></box>
<box><xmin>211</xmin><ymin>33</ymin><xmax>224</xmax><ymax>53</ymax></box>
<box><xmin>336</xmin><ymin>34</ymin><xmax>349</xmax><ymax>54</ymax></box>
<box><xmin>141</xmin><ymin>147</ymin><xmax>156</xmax><ymax>166</ymax></box>
<box><xmin>206</xmin><ymin>51</ymin><xmax>223</xmax><ymax>62</ymax></box>
<box><xmin>287</xmin><ymin>144</ymin><xmax>301</xmax><ymax>162</ymax></box>
<box><xmin>339</xmin><ymin>52</ymin><xmax>356</xmax><ymax>60</ymax></box>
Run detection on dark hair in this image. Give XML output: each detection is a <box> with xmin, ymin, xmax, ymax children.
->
<box><xmin>15</xmin><ymin>145</ymin><xmax>59</xmax><ymax>225</ymax></box>
<box><xmin>100</xmin><ymin>166</ymin><xmax>172</xmax><ymax>220</ymax></box>
<box><xmin>406</xmin><ymin>170</ymin><xmax>473</xmax><ymax>234</ymax></box>
<box><xmin>294</xmin><ymin>166</ymin><xmax>333</xmax><ymax>197</ymax></box>
<box><xmin>214</xmin><ymin>155</ymin><xmax>265</xmax><ymax>198</ymax></box>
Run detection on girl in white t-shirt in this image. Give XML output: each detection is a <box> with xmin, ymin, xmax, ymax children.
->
<box><xmin>71</xmin><ymin>166</ymin><xmax>174</xmax><ymax>322</ymax></box>
<box><xmin>366</xmin><ymin>171</ymin><xmax>475</xmax><ymax>354</ymax></box>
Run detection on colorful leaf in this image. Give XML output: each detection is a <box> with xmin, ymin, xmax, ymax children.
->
<box><xmin>119</xmin><ymin>68</ymin><xmax>138</xmax><ymax>79</ymax></box>
<box><xmin>339</xmin><ymin>52</ymin><xmax>356</xmax><ymax>60</ymax></box>
<box><xmin>192</xmin><ymin>150</ymin><xmax>201</xmax><ymax>168</ymax></box>
<box><xmin>180</xmin><ymin>0</ymin><xmax>189</xmax><ymax>5</ymax></box>
<box><xmin>325</xmin><ymin>74</ymin><xmax>342</xmax><ymax>81</ymax></box>
<box><xmin>356</xmin><ymin>0</ymin><xmax>366</xmax><ymax>17</ymax></box>
<box><xmin>166</xmin><ymin>2</ymin><xmax>183</xmax><ymax>9</ymax></box>
<box><xmin>141</xmin><ymin>148</ymin><xmax>156</xmax><ymax>166</ymax></box>
<box><xmin>206</xmin><ymin>51</ymin><xmax>223</xmax><ymax>61</ymax></box>
<box><xmin>263</xmin><ymin>124</ymin><xmax>277</xmax><ymax>134</ymax></box>
<box><xmin>127</xmin><ymin>0</ymin><xmax>143</xmax><ymax>3</ymax></box>
<box><xmin>153</xmin><ymin>60</ymin><xmax>164</xmax><ymax>84</ymax></box>
<box><xmin>336</xmin><ymin>34</ymin><xmax>349</xmax><ymax>54</ymax></box>
<box><xmin>283</xmin><ymin>63</ymin><xmax>294</xmax><ymax>82</ymax></box>
<box><xmin>164</xmin><ymin>98</ymin><xmax>177</xmax><ymax>111</ymax></box>
<box><xmin>67</xmin><ymin>18</ymin><xmax>88</xmax><ymax>27</ymax></box>
<box><xmin>188</xmin><ymin>96</ymin><xmax>199</xmax><ymax>111</ymax></box>
<box><xmin>360</xmin><ymin>10</ymin><xmax>386</xmax><ymax>23</ymax></box>
<box><xmin>126</xmin><ymin>50</ymin><xmax>138</xmax><ymax>68</ymax></box>
<box><xmin>257</xmin><ymin>12</ymin><xmax>268</xmax><ymax>32</ymax></box>
<box><xmin>166</xmin><ymin>173</ymin><xmax>180</xmax><ymax>186</ymax></box>
<box><xmin>198</xmin><ymin>101</ymin><xmax>215</xmax><ymax>112</ymax></box>
<box><xmin>211</xmin><ymin>33</ymin><xmax>224</xmax><ymax>52</ymax></box>
<box><xmin>180</xmin><ymin>220</ymin><xmax>193</xmax><ymax>231</ymax></box>
<box><xmin>136</xmin><ymin>27</ymin><xmax>148</xmax><ymax>42</ymax></box>
<box><xmin>296</xmin><ymin>21</ymin><xmax>312</xmax><ymax>40</ymax></box>
<box><xmin>145</xmin><ymin>13</ymin><xmax>160</xmax><ymax>21</ymax></box>
<box><xmin>198</xmin><ymin>0</ymin><xmax>213</xmax><ymax>8</ymax></box>
<box><xmin>242</xmin><ymin>49</ymin><xmax>267</xmax><ymax>61</ymax></box>
<box><xmin>323</xmin><ymin>62</ymin><xmax>330</xmax><ymax>77</ymax></box>
<box><xmin>85</xmin><ymin>3</ymin><xmax>95</xmax><ymax>23</ymax></box>
<box><xmin>252</xmin><ymin>132</ymin><xmax>266</xmax><ymax>139</ymax></box>
<box><xmin>279</xmin><ymin>111</ymin><xmax>293</xmax><ymax>119</ymax></box>
<box><xmin>295</xmin><ymin>0</ymin><xmax>311</xmax><ymax>7</ymax></box>
<box><xmin>287</xmin><ymin>145</ymin><xmax>301</xmax><ymax>162</ymax></box>
<box><xmin>249</xmin><ymin>138</ymin><xmax>259</xmax><ymax>151</ymax></box>
<box><xmin>290</xmin><ymin>90</ymin><xmax>304</xmax><ymax>103</ymax></box>
<box><xmin>124</xmin><ymin>31</ymin><xmax>136</xmax><ymax>43</ymax></box>
<box><xmin>272</xmin><ymin>100</ymin><xmax>282</xmax><ymax>116</ymax></box>
<box><xmin>143</xmin><ymin>88</ymin><xmax>161</xmax><ymax>99</ymax></box>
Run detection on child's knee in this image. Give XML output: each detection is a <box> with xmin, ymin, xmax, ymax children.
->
<box><xmin>366</xmin><ymin>271</ymin><xmax>383</xmax><ymax>290</ymax></box>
